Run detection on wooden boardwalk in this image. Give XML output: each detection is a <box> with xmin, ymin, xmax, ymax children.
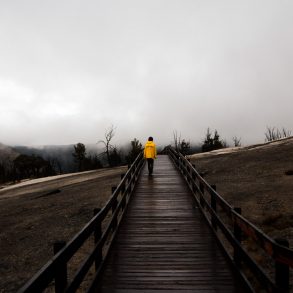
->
<box><xmin>97</xmin><ymin>155</ymin><xmax>247</xmax><ymax>292</ymax></box>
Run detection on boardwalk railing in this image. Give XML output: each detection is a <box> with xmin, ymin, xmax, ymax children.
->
<box><xmin>18</xmin><ymin>152</ymin><xmax>145</xmax><ymax>293</ymax></box>
<box><xmin>168</xmin><ymin>146</ymin><xmax>293</xmax><ymax>293</ymax></box>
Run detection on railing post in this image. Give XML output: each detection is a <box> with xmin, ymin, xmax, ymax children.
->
<box><xmin>135</xmin><ymin>161</ymin><xmax>139</xmax><ymax>180</ymax></box>
<box><xmin>188</xmin><ymin>164</ymin><xmax>192</xmax><ymax>185</ymax></box>
<box><xmin>112</xmin><ymin>186</ymin><xmax>118</xmax><ymax>231</ymax></box>
<box><xmin>129</xmin><ymin>170</ymin><xmax>133</xmax><ymax>192</ymax></box>
<box><xmin>133</xmin><ymin>162</ymin><xmax>136</xmax><ymax>179</ymax></box>
<box><xmin>199</xmin><ymin>174</ymin><xmax>205</xmax><ymax>208</ymax></box>
<box><xmin>176</xmin><ymin>151</ymin><xmax>179</xmax><ymax>167</ymax></box>
<box><xmin>121</xmin><ymin>174</ymin><xmax>126</xmax><ymax>210</ymax></box>
<box><xmin>233</xmin><ymin>208</ymin><xmax>242</xmax><ymax>267</ymax></box>
<box><xmin>275</xmin><ymin>238</ymin><xmax>289</xmax><ymax>292</ymax></box>
<box><xmin>184</xmin><ymin>162</ymin><xmax>187</xmax><ymax>178</ymax></box>
<box><xmin>186</xmin><ymin>165</ymin><xmax>190</xmax><ymax>184</ymax></box>
<box><xmin>187</xmin><ymin>159</ymin><xmax>191</xmax><ymax>180</ymax></box>
<box><xmin>191</xmin><ymin>165</ymin><xmax>197</xmax><ymax>194</ymax></box>
<box><xmin>210</xmin><ymin>185</ymin><xmax>217</xmax><ymax>230</ymax></box>
<box><xmin>53</xmin><ymin>241</ymin><xmax>67</xmax><ymax>293</ymax></box>
<box><xmin>93</xmin><ymin>208</ymin><xmax>102</xmax><ymax>271</ymax></box>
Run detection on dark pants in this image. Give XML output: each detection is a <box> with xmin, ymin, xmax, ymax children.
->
<box><xmin>147</xmin><ymin>158</ymin><xmax>154</xmax><ymax>175</ymax></box>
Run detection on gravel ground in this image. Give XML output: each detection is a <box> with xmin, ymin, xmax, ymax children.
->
<box><xmin>189</xmin><ymin>137</ymin><xmax>293</xmax><ymax>246</ymax></box>
<box><xmin>0</xmin><ymin>166</ymin><xmax>127</xmax><ymax>292</ymax></box>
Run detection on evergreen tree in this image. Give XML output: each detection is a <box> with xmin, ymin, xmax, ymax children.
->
<box><xmin>13</xmin><ymin>154</ymin><xmax>55</xmax><ymax>180</ymax></box>
<box><xmin>126</xmin><ymin>138</ymin><xmax>143</xmax><ymax>164</ymax></box>
<box><xmin>72</xmin><ymin>143</ymin><xmax>86</xmax><ymax>171</ymax></box>
<box><xmin>180</xmin><ymin>139</ymin><xmax>191</xmax><ymax>155</ymax></box>
<box><xmin>109</xmin><ymin>147</ymin><xmax>122</xmax><ymax>167</ymax></box>
<box><xmin>202</xmin><ymin>128</ymin><xmax>226</xmax><ymax>152</ymax></box>
<box><xmin>83</xmin><ymin>155</ymin><xmax>103</xmax><ymax>170</ymax></box>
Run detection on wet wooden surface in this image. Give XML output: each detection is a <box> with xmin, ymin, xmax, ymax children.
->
<box><xmin>97</xmin><ymin>155</ymin><xmax>247</xmax><ymax>292</ymax></box>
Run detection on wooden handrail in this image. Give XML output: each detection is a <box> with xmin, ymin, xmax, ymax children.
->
<box><xmin>167</xmin><ymin>146</ymin><xmax>293</xmax><ymax>292</ymax></box>
<box><xmin>18</xmin><ymin>152</ymin><xmax>145</xmax><ymax>293</ymax></box>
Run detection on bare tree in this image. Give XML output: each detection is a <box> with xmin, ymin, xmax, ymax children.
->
<box><xmin>265</xmin><ymin>126</ymin><xmax>292</xmax><ymax>142</ymax></box>
<box><xmin>232</xmin><ymin>136</ymin><xmax>241</xmax><ymax>147</ymax></box>
<box><xmin>173</xmin><ymin>130</ymin><xmax>181</xmax><ymax>152</ymax></box>
<box><xmin>99</xmin><ymin>125</ymin><xmax>116</xmax><ymax>166</ymax></box>
<box><xmin>282</xmin><ymin>127</ymin><xmax>292</xmax><ymax>138</ymax></box>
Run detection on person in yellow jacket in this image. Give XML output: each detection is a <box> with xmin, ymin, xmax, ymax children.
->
<box><xmin>144</xmin><ymin>137</ymin><xmax>157</xmax><ymax>175</ymax></box>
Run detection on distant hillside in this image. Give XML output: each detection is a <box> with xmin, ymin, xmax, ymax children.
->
<box><xmin>0</xmin><ymin>143</ymin><xmax>19</xmax><ymax>161</ymax></box>
<box><xmin>12</xmin><ymin>144</ymin><xmax>105</xmax><ymax>173</ymax></box>
<box><xmin>13</xmin><ymin>145</ymin><xmax>77</xmax><ymax>173</ymax></box>
<box><xmin>0</xmin><ymin>143</ymin><xmax>20</xmax><ymax>183</ymax></box>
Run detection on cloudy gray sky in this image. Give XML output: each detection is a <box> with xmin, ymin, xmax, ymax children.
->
<box><xmin>0</xmin><ymin>0</ymin><xmax>292</xmax><ymax>147</ymax></box>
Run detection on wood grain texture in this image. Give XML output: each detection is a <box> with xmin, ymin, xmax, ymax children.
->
<box><xmin>97</xmin><ymin>155</ymin><xmax>247</xmax><ymax>292</ymax></box>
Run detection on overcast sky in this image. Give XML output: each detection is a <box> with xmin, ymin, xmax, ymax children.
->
<box><xmin>0</xmin><ymin>0</ymin><xmax>292</xmax><ymax>147</ymax></box>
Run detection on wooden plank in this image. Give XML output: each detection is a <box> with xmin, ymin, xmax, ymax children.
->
<box><xmin>96</xmin><ymin>155</ymin><xmax>248</xmax><ymax>293</ymax></box>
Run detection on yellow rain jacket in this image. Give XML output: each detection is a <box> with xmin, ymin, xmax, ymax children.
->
<box><xmin>144</xmin><ymin>141</ymin><xmax>157</xmax><ymax>159</ymax></box>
